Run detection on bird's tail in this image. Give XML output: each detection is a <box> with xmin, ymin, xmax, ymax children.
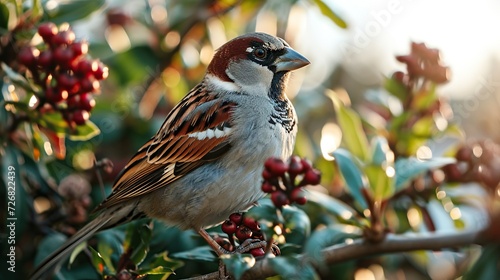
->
<box><xmin>30</xmin><ymin>215</ymin><xmax>113</xmax><ymax>280</ymax></box>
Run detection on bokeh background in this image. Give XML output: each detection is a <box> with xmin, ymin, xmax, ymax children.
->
<box><xmin>2</xmin><ymin>0</ymin><xmax>500</xmax><ymax>279</ymax></box>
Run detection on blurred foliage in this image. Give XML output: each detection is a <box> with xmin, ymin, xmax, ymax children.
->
<box><xmin>0</xmin><ymin>0</ymin><xmax>499</xmax><ymax>280</ymax></box>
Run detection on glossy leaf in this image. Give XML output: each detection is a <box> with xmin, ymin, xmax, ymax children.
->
<box><xmin>394</xmin><ymin>157</ymin><xmax>456</xmax><ymax>190</ymax></box>
<box><xmin>311</xmin><ymin>0</ymin><xmax>347</xmax><ymax>28</ymax></box>
<box><xmin>89</xmin><ymin>246</ymin><xmax>106</xmax><ymax>275</ymax></box>
<box><xmin>304</xmin><ymin>225</ymin><xmax>362</xmax><ymax>265</ymax></box>
<box><xmin>68</xmin><ymin>120</ymin><xmax>101</xmax><ymax>141</ymax></box>
<box><xmin>69</xmin><ymin>241</ymin><xmax>88</xmax><ymax>266</ymax></box>
<box><xmin>464</xmin><ymin>245</ymin><xmax>500</xmax><ymax>280</ymax></box>
<box><xmin>221</xmin><ymin>254</ymin><xmax>256</xmax><ymax>280</ymax></box>
<box><xmin>282</xmin><ymin>205</ymin><xmax>311</xmax><ymax>245</ymax></box>
<box><xmin>171</xmin><ymin>246</ymin><xmax>217</xmax><ymax>262</ymax></box>
<box><xmin>332</xmin><ymin>148</ymin><xmax>368</xmax><ymax>209</ymax></box>
<box><xmin>329</xmin><ymin>93</ymin><xmax>370</xmax><ymax>162</ymax></box>
<box><xmin>371</xmin><ymin>136</ymin><xmax>393</xmax><ymax>166</ymax></box>
<box><xmin>1</xmin><ymin>63</ymin><xmax>38</xmax><ymax>92</ymax></box>
<box><xmin>269</xmin><ymin>255</ymin><xmax>319</xmax><ymax>280</ymax></box>
<box><xmin>365</xmin><ymin>165</ymin><xmax>394</xmax><ymax>201</ymax></box>
<box><xmin>305</xmin><ymin>190</ymin><xmax>360</xmax><ymax>224</ymax></box>
<box><xmin>45</xmin><ymin>0</ymin><xmax>106</xmax><ymax>24</ymax></box>
<box><xmin>124</xmin><ymin>222</ymin><xmax>152</xmax><ymax>266</ymax></box>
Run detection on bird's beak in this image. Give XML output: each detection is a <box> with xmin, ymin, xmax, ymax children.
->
<box><xmin>274</xmin><ymin>47</ymin><xmax>310</xmax><ymax>72</ymax></box>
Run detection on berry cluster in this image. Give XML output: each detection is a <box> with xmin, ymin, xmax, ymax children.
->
<box><xmin>443</xmin><ymin>140</ymin><xmax>500</xmax><ymax>191</ymax></box>
<box><xmin>17</xmin><ymin>22</ymin><xmax>108</xmax><ymax>127</ymax></box>
<box><xmin>262</xmin><ymin>156</ymin><xmax>321</xmax><ymax>208</ymax></box>
<box><xmin>218</xmin><ymin>213</ymin><xmax>268</xmax><ymax>257</ymax></box>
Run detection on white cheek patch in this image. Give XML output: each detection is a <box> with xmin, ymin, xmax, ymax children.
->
<box><xmin>206</xmin><ymin>74</ymin><xmax>240</xmax><ymax>92</ymax></box>
<box><xmin>188</xmin><ymin>126</ymin><xmax>232</xmax><ymax>140</ymax></box>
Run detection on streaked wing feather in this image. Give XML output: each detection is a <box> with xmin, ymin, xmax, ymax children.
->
<box><xmin>94</xmin><ymin>84</ymin><xmax>237</xmax><ymax>211</ymax></box>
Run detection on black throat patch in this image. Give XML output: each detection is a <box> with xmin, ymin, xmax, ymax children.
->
<box><xmin>268</xmin><ymin>72</ymin><xmax>296</xmax><ymax>133</ymax></box>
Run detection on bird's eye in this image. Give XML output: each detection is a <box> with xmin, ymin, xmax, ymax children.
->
<box><xmin>253</xmin><ymin>47</ymin><xmax>267</xmax><ymax>60</ymax></box>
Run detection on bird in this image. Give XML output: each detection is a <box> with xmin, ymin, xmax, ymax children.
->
<box><xmin>30</xmin><ymin>32</ymin><xmax>310</xmax><ymax>279</ymax></box>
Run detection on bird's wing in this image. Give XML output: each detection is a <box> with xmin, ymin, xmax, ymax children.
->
<box><xmin>94</xmin><ymin>83</ymin><xmax>237</xmax><ymax>211</ymax></box>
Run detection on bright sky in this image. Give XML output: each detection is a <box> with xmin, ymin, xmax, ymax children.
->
<box><xmin>300</xmin><ymin>0</ymin><xmax>500</xmax><ymax>99</ymax></box>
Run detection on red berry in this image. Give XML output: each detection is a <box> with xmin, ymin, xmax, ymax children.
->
<box><xmin>79</xmin><ymin>93</ymin><xmax>96</xmax><ymax>111</ymax></box>
<box><xmin>57</xmin><ymin>74</ymin><xmax>77</xmax><ymax>91</ymax></box>
<box><xmin>51</xmin><ymin>30</ymin><xmax>76</xmax><ymax>46</ymax></box>
<box><xmin>291</xmin><ymin>188</ymin><xmax>307</xmax><ymax>205</ymax></box>
<box><xmin>92</xmin><ymin>62</ymin><xmax>109</xmax><ymax>80</ymax></box>
<box><xmin>288</xmin><ymin>156</ymin><xmax>304</xmax><ymax>176</ymax></box>
<box><xmin>18</xmin><ymin>47</ymin><xmax>39</xmax><ymax>67</ymax></box>
<box><xmin>235</xmin><ymin>226</ymin><xmax>252</xmax><ymax>242</ymax></box>
<box><xmin>456</xmin><ymin>146</ymin><xmax>472</xmax><ymax>162</ymax></box>
<box><xmin>38</xmin><ymin>22</ymin><xmax>58</xmax><ymax>43</ymax></box>
<box><xmin>37</xmin><ymin>50</ymin><xmax>54</xmax><ymax>69</ymax></box>
<box><xmin>53</xmin><ymin>47</ymin><xmax>74</xmax><ymax>68</ymax></box>
<box><xmin>261</xmin><ymin>181</ymin><xmax>275</xmax><ymax>193</ymax></box>
<box><xmin>46</xmin><ymin>88</ymin><xmax>68</xmax><ymax>103</ymax></box>
<box><xmin>300</xmin><ymin>158</ymin><xmax>312</xmax><ymax>172</ymax></box>
<box><xmin>80</xmin><ymin>77</ymin><xmax>100</xmax><ymax>92</ymax></box>
<box><xmin>271</xmin><ymin>191</ymin><xmax>289</xmax><ymax>208</ymax></box>
<box><xmin>229</xmin><ymin>213</ymin><xmax>243</xmax><ymax>225</ymax></box>
<box><xmin>72</xmin><ymin>110</ymin><xmax>89</xmax><ymax>125</ymax></box>
<box><xmin>67</xmin><ymin>95</ymin><xmax>80</xmax><ymax>109</ymax></box>
<box><xmin>74</xmin><ymin>60</ymin><xmax>93</xmax><ymax>76</ymax></box>
<box><xmin>264</xmin><ymin>157</ymin><xmax>288</xmax><ymax>177</ymax></box>
<box><xmin>249</xmin><ymin>248</ymin><xmax>265</xmax><ymax>257</ymax></box>
<box><xmin>262</xmin><ymin>169</ymin><xmax>274</xmax><ymax>181</ymax></box>
<box><xmin>302</xmin><ymin>169</ymin><xmax>321</xmax><ymax>185</ymax></box>
<box><xmin>221</xmin><ymin>220</ymin><xmax>237</xmax><ymax>235</ymax></box>
<box><xmin>71</xmin><ymin>42</ymin><xmax>88</xmax><ymax>58</ymax></box>
<box><xmin>242</xmin><ymin>216</ymin><xmax>260</xmax><ymax>231</ymax></box>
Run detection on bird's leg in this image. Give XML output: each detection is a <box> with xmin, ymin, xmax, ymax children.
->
<box><xmin>197</xmin><ymin>228</ymin><xmax>279</xmax><ymax>256</ymax></box>
<box><xmin>197</xmin><ymin>228</ymin><xmax>232</xmax><ymax>256</ymax></box>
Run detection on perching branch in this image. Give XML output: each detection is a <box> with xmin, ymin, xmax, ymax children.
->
<box><xmin>186</xmin><ymin>228</ymin><xmax>484</xmax><ymax>280</ymax></box>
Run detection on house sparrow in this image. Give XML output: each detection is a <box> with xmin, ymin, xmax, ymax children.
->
<box><xmin>31</xmin><ymin>32</ymin><xmax>309</xmax><ymax>279</ymax></box>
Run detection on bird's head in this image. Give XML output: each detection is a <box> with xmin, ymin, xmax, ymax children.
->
<box><xmin>206</xmin><ymin>32</ymin><xmax>310</xmax><ymax>99</ymax></box>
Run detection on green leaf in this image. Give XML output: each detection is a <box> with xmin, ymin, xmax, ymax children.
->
<box><xmin>97</xmin><ymin>238</ymin><xmax>116</xmax><ymax>274</ymax></box>
<box><xmin>89</xmin><ymin>246</ymin><xmax>105</xmax><ymax>275</ymax></box>
<box><xmin>136</xmin><ymin>252</ymin><xmax>183</xmax><ymax>277</ymax></box>
<box><xmin>1</xmin><ymin>62</ymin><xmax>37</xmax><ymax>92</ymax></box>
<box><xmin>69</xmin><ymin>241</ymin><xmax>88</xmax><ymax>266</ymax></box>
<box><xmin>282</xmin><ymin>205</ymin><xmax>311</xmax><ymax>245</ymax></box>
<box><xmin>31</xmin><ymin>0</ymin><xmax>44</xmax><ymax>20</ymax></box>
<box><xmin>122</xmin><ymin>222</ymin><xmax>152</xmax><ymax>266</ymax></box>
<box><xmin>394</xmin><ymin>157</ymin><xmax>456</xmax><ymax>190</ymax></box>
<box><xmin>371</xmin><ymin>136</ymin><xmax>393</xmax><ymax>166</ymax></box>
<box><xmin>365</xmin><ymin>164</ymin><xmax>394</xmax><ymax>201</ymax></box>
<box><xmin>384</xmin><ymin>76</ymin><xmax>407</xmax><ymax>101</ymax></box>
<box><xmin>38</xmin><ymin>112</ymin><xmax>101</xmax><ymax>140</ymax></box>
<box><xmin>68</xmin><ymin>120</ymin><xmax>101</xmax><ymax>141</ymax></box>
<box><xmin>269</xmin><ymin>255</ymin><xmax>319</xmax><ymax>280</ymax></box>
<box><xmin>0</xmin><ymin>3</ymin><xmax>9</xmax><ymax>29</ymax></box>
<box><xmin>221</xmin><ymin>254</ymin><xmax>256</xmax><ymax>280</ymax></box>
<box><xmin>134</xmin><ymin>266</ymin><xmax>174</xmax><ymax>276</ymax></box>
<box><xmin>332</xmin><ymin>148</ymin><xmax>368</xmax><ymax>209</ymax></box>
<box><xmin>328</xmin><ymin>93</ymin><xmax>370</xmax><ymax>162</ymax></box>
<box><xmin>305</xmin><ymin>190</ymin><xmax>361</xmax><ymax>224</ymax></box>
<box><xmin>170</xmin><ymin>246</ymin><xmax>217</xmax><ymax>262</ymax></box>
<box><xmin>45</xmin><ymin>0</ymin><xmax>105</xmax><ymax>24</ymax></box>
<box><xmin>304</xmin><ymin>225</ymin><xmax>362</xmax><ymax>266</ymax></box>
<box><xmin>464</xmin><ymin>245</ymin><xmax>500</xmax><ymax>280</ymax></box>
<box><xmin>246</xmin><ymin>199</ymin><xmax>283</xmax><ymax>239</ymax></box>
<box><xmin>311</xmin><ymin>0</ymin><xmax>347</xmax><ymax>29</ymax></box>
